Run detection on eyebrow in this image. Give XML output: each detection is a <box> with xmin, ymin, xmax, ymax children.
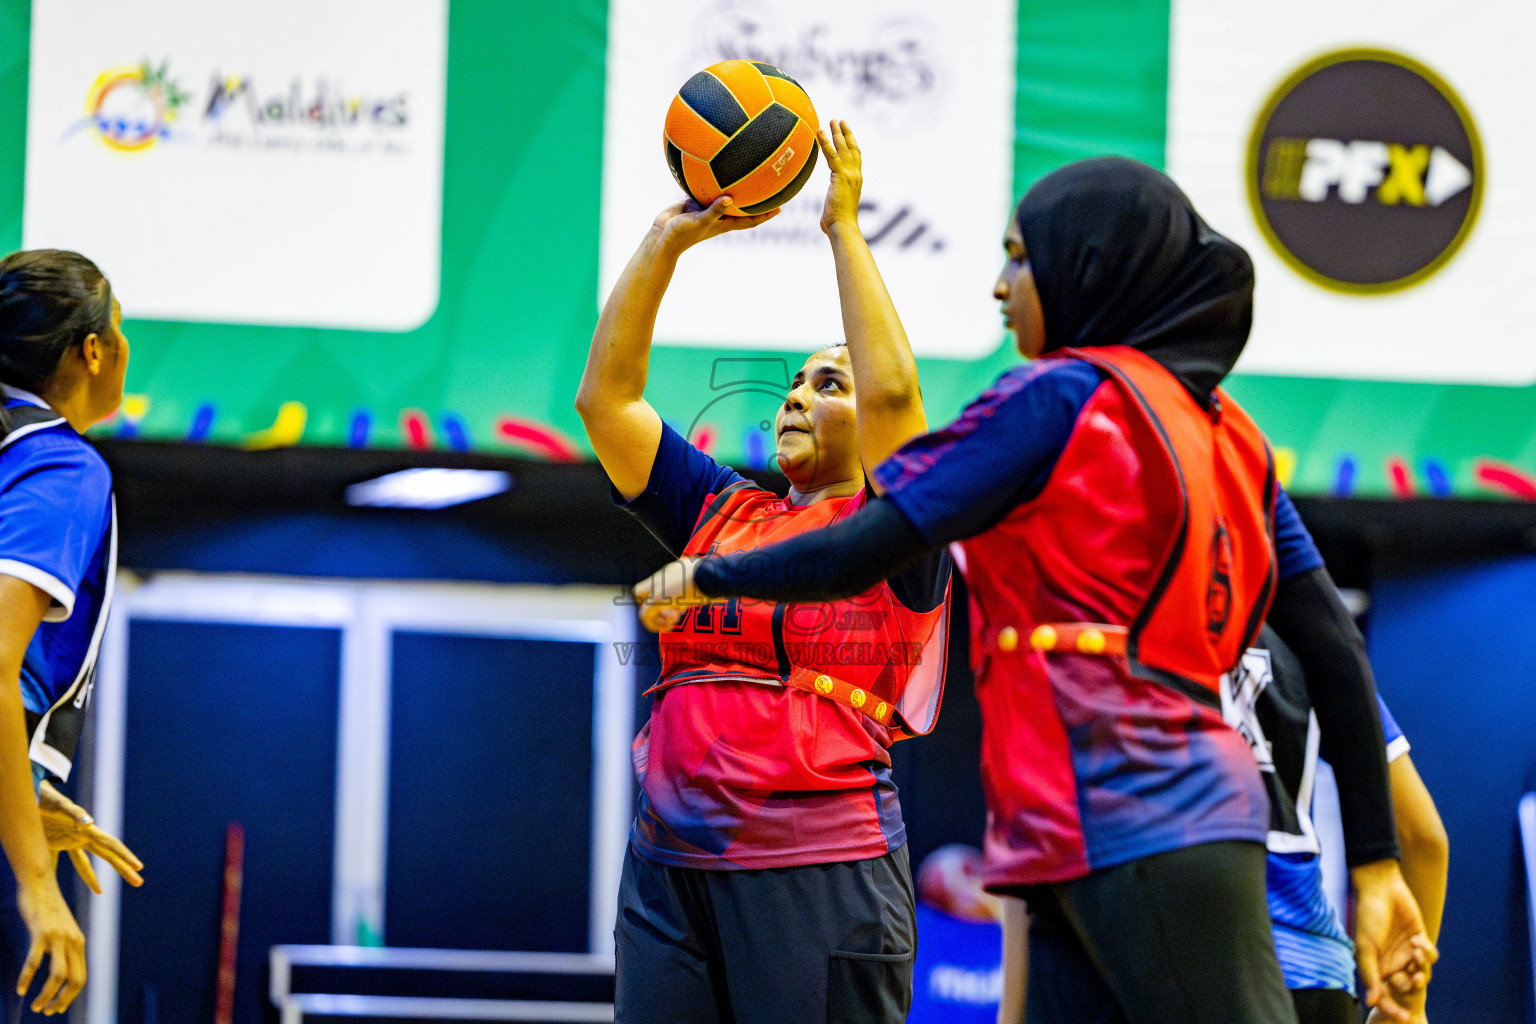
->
<box><xmin>792</xmin><ymin>364</ymin><xmax>849</xmax><ymax>386</ymax></box>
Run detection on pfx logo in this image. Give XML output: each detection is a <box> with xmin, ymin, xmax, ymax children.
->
<box><xmin>1262</xmin><ymin>139</ymin><xmax>1472</xmax><ymax>208</ymax></box>
<box><xmin>1248</xmin><ymin>49</ymin><xmax>1482</xmax><ymax>294</ymax></box>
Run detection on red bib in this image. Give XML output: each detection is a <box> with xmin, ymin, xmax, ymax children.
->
<box><xmin>654</xmin><ymin>481</ymin><xmax>949</xmax><ymax>739</ymax></box>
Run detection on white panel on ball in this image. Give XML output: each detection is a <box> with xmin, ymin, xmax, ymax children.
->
<box><xmin>600</xmin><ymin>0</ymin><xmax>1018</xmax><ymax>359</ymax></box>
<box><xmin>23</xmin><ymin>0</ymin><xmax>447</xmax><ymax>332</ymax></box>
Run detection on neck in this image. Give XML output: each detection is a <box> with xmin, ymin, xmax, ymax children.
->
<box><xmin>786</xmin><ymin>474</ymin><xmax>862</xmax><ymax>506</ymax></box>
<box><xmin>37</xmin><ymin>386</ymin><xmax>96</xmax><ymax>434</ymax></box>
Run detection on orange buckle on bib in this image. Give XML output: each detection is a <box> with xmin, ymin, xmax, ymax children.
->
<box><xmin>995</xmin><ymin>622</ymin><xmax>1129</xmax><ymax>657</ymax></box>
<box><xmin>785</xmin><ymin>667</ymin><xmax>896</xmax><ymax>728</ymax></box>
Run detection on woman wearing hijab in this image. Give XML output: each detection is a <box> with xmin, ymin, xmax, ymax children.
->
<box><xmin>634</xmin><ymin>158</ymin><xmax>1434</xmax><ymax>1024</ymax></box>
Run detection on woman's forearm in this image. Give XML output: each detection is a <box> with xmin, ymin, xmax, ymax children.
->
<box><xmin>576</xmin><ymin>227</ymin><xmax>678</xmax><ymax>414</ymax></box>
<box><xmin>827</xmin><ymin>223</ymin><xmax>922</xmax><ymax>413</ymax></box>
<box><xmin>1391</xmin><ymin>754</ymin><xmax>1448</xmax><ymax>943</ymax></box>
<box><xmin>0</xmin><ymin>668</ymin><xmax>50</xmax><ymax>888</ymax></box>
<box><xmin>696</xmin><ymin>497</ymin><xmax>934</xmax><ymax>602</ymax></box>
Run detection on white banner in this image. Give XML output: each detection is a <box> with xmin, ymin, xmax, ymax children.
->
<box><xmin>600</xmin><ymin>0</ymin><xmax>1018</xmax><ymax>359</ymax></box>
<box><xmin>1168</xmin><ymin>0</ymin><xmax>1536</xmax><ymax>385</ymax></box>
<box><xmin>23</xmin><ymin>0</ymin><xmax>447</xmax><ymax>332</ymax></box>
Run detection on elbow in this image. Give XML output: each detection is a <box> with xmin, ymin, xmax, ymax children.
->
<box><xmin>573</xmin><ymin>386</ymin><xmax>599</xmax><ymax>423</ymax></box>
<box><xmin>1399</xmin><ymin>812</ymin><xmax>1450</xmax><ymax>870</ymax></box>
<box><xmin>861</xmin><ymin>382</ymin><xmax>922</xmax><ymax>417</ymax></box>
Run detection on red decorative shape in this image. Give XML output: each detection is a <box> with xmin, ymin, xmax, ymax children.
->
<box><xmin>401</xmin><ymin>409</ymin><xmax>433</xmax><ymax>450</ymax></box>
<box><xmin>495</xmin><ymin>416</ymin><xmax>581</xmax><ymax>463</ymax></box>
<box><xmin>1386</xmin><ymin>457</ymin><xmax>1416</xmax><ymax>498</ymax></box>
<box><xmin>1474</xmin><ymin>459</ymin><xmax>1536</xmax><ymax>501</ymax></box>
<box><xmin>691</xmin><ymin>424</ymin><xmax>717</xmax><ymax>456</ymax></box>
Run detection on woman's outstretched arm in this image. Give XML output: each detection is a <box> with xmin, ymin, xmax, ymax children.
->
<box><xmin>818</xmin><ymin>121</ymin><xmax>930</xmax><ymax>482</ymax></box>
<box><xmin>635</xmin><ymin>497</ymin><xmax>934</xmax><ymax>608</ymax></box>
<box><xmin>575</xmin><ymin>197</ymin><xmax>776</xmax><ymax>500</ymax></box>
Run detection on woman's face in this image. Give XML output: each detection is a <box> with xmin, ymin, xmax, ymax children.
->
<box><xmin>994</xmin><ymin>220</ymin><xmax>1047</xmax><ymax>359</ymax></box>
<box><xmin>775</xmin><ymin>346</ymin><xmax>860</xmax><ymax>493</ymax></box>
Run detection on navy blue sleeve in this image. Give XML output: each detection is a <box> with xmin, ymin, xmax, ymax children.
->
<box><xmin>612</xmin><ymin>422</ymin><xmax>747</xmax><ymax>557</ymax></box>
<box><xmin>1274</xmin><ymin>488</ymin><xmax>1325</xmax><ymax>581</ymax></box>
<box><xmin>871</xmin><ymin>359</ymin><xmax>1103</xmax><ymax>546</ymax></box>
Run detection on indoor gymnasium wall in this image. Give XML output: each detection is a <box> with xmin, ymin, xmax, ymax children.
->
<box><xmin>1368</xmin><ymin>559</ymin><xmax>1536</xmax><ymax>1024</ymax></box>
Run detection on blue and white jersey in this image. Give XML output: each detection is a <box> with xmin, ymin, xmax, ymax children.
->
<box><xmin>0</xmin><ymin>385</ymin><xmax>116</xmax><ymax>782</ymax></box>
<box><xmin>1227</xmin><ymin>626</ymin><xmax>1408</xmax><ymax>993</ymax></box>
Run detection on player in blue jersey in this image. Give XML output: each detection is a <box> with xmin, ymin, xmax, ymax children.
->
<box><xmin>1240</xmin><ymin>627</ymin><xmax>1446</xmax><ymax>1024</ymax></box>
<box><xmin>0</xmin><ymin>250</ymin><xmax>144</xmax><ymax>1018</ymax></box>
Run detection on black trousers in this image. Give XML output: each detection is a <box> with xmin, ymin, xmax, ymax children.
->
<box><xmin>1290</xmin><ymin>986</ymin><xmax>1361</xmax><ymax>1024</ymax></box>
<box><xmin>1023</xmin><ymin>841</ymin><xmax>1299</xmax><ymax>1024</ymax></box>
<box><xmin>615</xmin><ymin>843</ymin><xmax>916</xmax><ymax>1024</ymax></box>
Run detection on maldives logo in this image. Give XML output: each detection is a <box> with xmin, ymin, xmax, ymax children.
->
<box><xmin>70</xmin><ymin>59</ymin><xmax>412</xmax><ymax>157</ymax></box>
<box><xmin>79</xmin><ymin>61</ymin><xmax>190</xmax><ymax>152</ymax></box>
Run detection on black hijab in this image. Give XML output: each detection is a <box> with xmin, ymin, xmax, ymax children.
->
<box><xmin>1015</xmin><ymin>157</ymin><xmax>1254</xmax><ymax>405</ymax></box>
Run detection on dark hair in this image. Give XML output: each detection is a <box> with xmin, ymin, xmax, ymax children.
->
<box><xmin>0</xmin><ymin>250</ymin><xmax>113</xmax><ymax>432</ymax></box>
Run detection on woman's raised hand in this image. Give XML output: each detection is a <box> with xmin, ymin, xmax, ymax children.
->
<box><xmin>653</xmin><ymin>196</ymin><xmax>779</xmax><ymax>256</ymax></box>
<box><xmin>818</xmin><ymin>120</ymin><xmax>863</xmax><ymax>236</ymax></box>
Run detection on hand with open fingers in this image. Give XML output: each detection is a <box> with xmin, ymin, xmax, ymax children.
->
<box><xmin>633</xmin><ymin>557</ymin><xmax>706</xmax><ymax>633</ymax></box>
<box><xmin>818</xmin><ymin>120</ymin><xmax>863</xmax><ymax>235</ymax></box>
<box><xmin>38</xmin><ymin>780</ymin><xmax>144</xmax><ymax>893</ymax></box>
<box><xmin>14</xmin><ymin>875</ymin><xmax>84</xmax><ymax>1015</ymax></box>
<box><xmin>1352</xmin><ymin>860</ymin><xmax>1438</xmax><ymax>1023</ymax></box>
<box><xmin>652</xmin><ymin>196</ymin><xmax>780</xmax><ymax>256</ymax></box>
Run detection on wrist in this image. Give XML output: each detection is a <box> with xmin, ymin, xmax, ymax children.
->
<box><xmin>643</xmin><ymin>225</ymin><xmax>687</xmax><ymax>262</ymax></box>
<box><xmin>1351</xmin><ymin>857</ymin><xmax>1402</xmax><ymax>891</ymax></box>
<box><xmin>12</xmin><ymin>858</ymin><xmax>54</xmax><ymax>889</ymax></box>
<box><xmin>825</xmin><ymin>219</ymin><xmax>862</xmax><ymax>243</ymax></box>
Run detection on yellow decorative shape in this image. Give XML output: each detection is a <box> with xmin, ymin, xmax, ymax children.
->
<box><xmin>1077</xmin><ymin>628</ymin><xmax>1106</xmax><ymax>655</ymax></box>
<box><xmin>814</xmin><ymin>675</ymin><xmax>834</xmax><ymax>695</ymax></box>
<box><xmin>1030</xmin><ymin>625</ymin><xmax>1057</xmax><ymax>651</ymax></box>
<box><xmin>244</xmin><ymin>401</ymin><xmax>308</xmax><ymax>450</ymax></box>
<box><xmin>1275</xmin><ymin>447</ymin><xmax>1298</xmax><ymax>490</ymax></box>
<box><xmin>875</xmin><ymin>701</ymin><xmax>888</xmax><ymax>720</ymax></box>
<box><xmin>850</xmin><ymin>688</ymin><xmax>866</xmax><ymax>708</ymax></box>
<box><xmin>121</xmin><ymin>394</ymin><xmax>150</xmax><ymax>421</ymax></box>
<box><xmin>997</xmin><ymin>626</ymin><xmax>1019</xmax><ymax>652</ymax></box>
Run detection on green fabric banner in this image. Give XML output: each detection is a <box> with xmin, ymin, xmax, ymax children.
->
<box><xmin>2</xmin><ymin>0</ymin><xmax>1532</xmax><ymax>500</ymax></box>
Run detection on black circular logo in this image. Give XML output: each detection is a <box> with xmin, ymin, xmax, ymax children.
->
<box><xmin>1247</xmin><ymin>48</ymin><xmax>1483</xmax><ymax>294</ymax></box>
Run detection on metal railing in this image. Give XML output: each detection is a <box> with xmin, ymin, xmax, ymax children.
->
<box><xmin>269</xmin><ymin>945</ymin><xmax>615</xmax><ymax>1024</ymax></box>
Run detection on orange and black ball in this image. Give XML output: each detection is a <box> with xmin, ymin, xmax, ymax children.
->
<box><xmin>664</xmin><ymin>60</ymin><xmax>819</xmax><ymax>216</ymax></box>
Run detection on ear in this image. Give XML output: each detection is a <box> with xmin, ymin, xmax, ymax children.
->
<box><xmin>78</xmin><ymin>332</ymin><xmax>105</xmax><ymax>377</ymax></box>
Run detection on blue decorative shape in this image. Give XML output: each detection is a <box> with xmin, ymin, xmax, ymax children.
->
<box><xmin>743</xmin><ymin>425</ymin><xmax>768</xmax><ymax>469</ymax></box>
<box><xmin>116</xmin><ymin>420</ymin><xmax>138</xmax><ymax>440</ymax></box>
<box><xmin>442</xmin><ymin>413</ymin><xmax>471</xmax><ymax>452</ymax></box>
<box><xmin>1333</xmin><ymin>456</ymin><xmax>1357</xmax><ymax>497</ymax></box>
<box><xmin>348</xmin><ymin>411</ymin><xmax>372</xmax><ymax>449</ymax></box>
<box><xmin>1422</xmin><ymin>459</ymin><xmax>1453</xmax><ymax>497</ymax></box>
<box><xmin>187</xmin><ymin>404</ymin><xmax>215</xmax><ymax>442</ymax></box>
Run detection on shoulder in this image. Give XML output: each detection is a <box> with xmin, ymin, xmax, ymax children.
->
<box><xmin>943</xmin><ymin>357</ymin><xmax>1106</xmax><ymax>438</ymax></box>
<box><xmin>2</xmin><ymin>426</ymin><xmax>110</xmax><ymax>493</ymax></box>
<box><xmin>987</xmin><ymin>356</ymin><xmax>1105</xmax><ymax>401</ymax></box>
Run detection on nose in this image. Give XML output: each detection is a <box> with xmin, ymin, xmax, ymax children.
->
<box><xmin>994</xmin><ymin>265</ymin><xmax>1010</xmax><ymax>301</ymax></box>
<box><xmin>784</xmin><ymin>384</ymin><xmax>808</xmax><ymax>412</ymax></box>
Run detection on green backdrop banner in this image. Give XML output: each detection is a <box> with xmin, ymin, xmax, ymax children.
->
<box><xmin>2</xmin><ymin>0</ymin><xmax>1532</xmax><ymax>500</ymax></box>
